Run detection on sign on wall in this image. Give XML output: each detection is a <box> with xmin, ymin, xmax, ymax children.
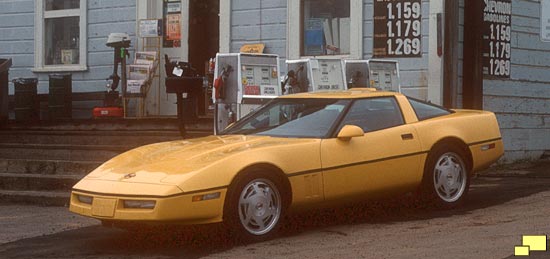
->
<box><xmin>163</xmin><ymin>0</ymin><xmax>182</xmax><ymax>48</ymax></box>
<box><xmin>139</xmin><ymin>19</ymin><xmax>162</xmax><ymax>38</ymax></box>
<box><xmin>482</xmin><ymin>0</ymin><xmax>512</xmax><ymax>78</ymax></box>
<box><xmin>373</xmin><ymin>0</ymin><xmax>422</xmax><ymax>58</ymax></box>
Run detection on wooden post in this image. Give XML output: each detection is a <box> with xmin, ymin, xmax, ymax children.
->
<box><xmin>443</xmin><ymin>0</ymin><xmax>459</xmax><ymax>108</ymax></box>
<box><xmin>462</xmin><ymin>0</ymin><xmax>484</xmax><ymax>109</ymax></box>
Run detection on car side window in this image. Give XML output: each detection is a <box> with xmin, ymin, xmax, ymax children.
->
<box><xmin>408</xmin><ymin>98</ymin><xmax>452</xmax><ymax>121</ymax></box>
<box><xmin>339</xmin><ymin>97</ymin><xmax>405</xmax><ymax>133</ymax></box>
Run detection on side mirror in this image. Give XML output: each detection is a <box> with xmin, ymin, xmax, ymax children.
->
<box><xmin>337</xmin><ymin>125</ymin><xmax>364</xmax><ymax>141</ymax></box>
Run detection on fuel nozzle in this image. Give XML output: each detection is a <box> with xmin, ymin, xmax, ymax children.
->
<box><xmin>282</xmin><ymin>65</ymin><xmax>304</xmax><ymax>95</ymax></box>
<box><xmin>349</xmin><ymin>71</ymin><xmax>364</xmax><ymax>88</ymax></box>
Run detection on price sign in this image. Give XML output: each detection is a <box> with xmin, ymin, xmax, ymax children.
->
<box><xmin>483</xmin><ymin>0</ymin><xmax>512</xmax><ymax>78</ymax></box>
<box><xmin>373</xmin><ymin>0</ymin><xmax>422</xmax><ymax>58</ymax></box>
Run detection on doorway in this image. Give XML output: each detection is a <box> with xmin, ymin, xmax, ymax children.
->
<box><xmin>441</xmin><ymin>0</ymin><xmax>483</xmax><ymax>110</ymax></box>
<box><xmin>189</xmin><ymin>0</ymin><xmax>219</xmax><ymax>116</ymax></box>
<box><xmin>461</xmin><ymin>0</ymin><xmax>484</xmax><ymax>109</ymax></box>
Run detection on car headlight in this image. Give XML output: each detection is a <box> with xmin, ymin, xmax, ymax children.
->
<box><xmin>77</xmin><ymin>195</ymin><xmax>93</xmax><ymax>204</ymax></box>
<box><xmin>123</xmin><ymin>200</ymin><xmax>156</xmax><ymax>209</ymax></box>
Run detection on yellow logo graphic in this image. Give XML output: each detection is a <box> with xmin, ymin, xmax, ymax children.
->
<box><xmin>515</xmin><ymin>235</ymin><xmax>547</xmax><ymax>256</ymax></box>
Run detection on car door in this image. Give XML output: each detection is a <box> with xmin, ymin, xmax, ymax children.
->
<box><xmin>320</xmin><ymin>97</ymin><xmax>424</xmax><ymax>201</ymax></box>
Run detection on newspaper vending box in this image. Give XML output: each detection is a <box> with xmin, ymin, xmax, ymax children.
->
<box><xmin>213</xmin><ymin>53</ymin><xmax>281</xmax><ymax>134</ymax></box>
<box><xmin>283</xmin><ymin>58</ymin><xmax>346</xmax><ymax>94</ymax></box>
<box><xmin>343</xmin><ymin>59</ymin><xmax>401</xmax><ymax>92</ymax></box>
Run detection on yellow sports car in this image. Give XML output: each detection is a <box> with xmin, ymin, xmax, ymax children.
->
<box><xmin>70</xmin><ymin>89</ymin><xmax>503</xmax><ymax>241</ymax></box>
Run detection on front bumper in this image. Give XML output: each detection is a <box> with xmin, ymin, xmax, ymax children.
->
<box><xmin>69</xmin><ymin>188</ymin><xmax>227</xmax><ymax>225</ymax></box>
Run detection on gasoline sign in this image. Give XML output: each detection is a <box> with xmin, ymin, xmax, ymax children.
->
<box><xmin>482</xmin><ymin>0</ymin><xmax>512</xmax><ymax>78</ymax></box>
<box><xmin>373</xmin><ymin>0</ymin><xmax>422</xmax><ymax>58</ymax></box>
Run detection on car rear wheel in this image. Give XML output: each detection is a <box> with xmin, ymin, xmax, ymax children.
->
<box><xmin>225</xmin><ymin>171</ymin><xmax>285</xmax><ymax>242</ymax></box>
<box><xmin>421</xmin><ymin>145</ymin><xmax>470</xmax><ymax>208</ymax></box>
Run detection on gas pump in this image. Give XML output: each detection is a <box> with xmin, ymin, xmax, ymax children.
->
<box><xmin>284</xmin><ymin>58</ymin><xmax>346</xmax><ymax>94</ymax></box>
<box><xmin>213</xmin><ymin>53</ymin><xmax>282</xmax><ymax>134</ymax></box>
<box><xmin>343</xmin><ymin>59</ymin><xmax>401</xmax><ymax>92</ymax></box>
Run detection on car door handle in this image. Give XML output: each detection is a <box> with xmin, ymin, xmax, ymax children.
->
<box><xmin>401</xmin><ymin>133</ymin><xmax>414</xmax><ymax>140</ymax></box>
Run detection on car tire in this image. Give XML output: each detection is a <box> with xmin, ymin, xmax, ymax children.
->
<box><xmin>420</xmin><ymin>144</ymin><xmax>470</xmax><ymax>208</ymax></box>
<box><xmin>224</xmin><ymin>170</ymin><xmax>286</xmax><ymax>242</ymax></box>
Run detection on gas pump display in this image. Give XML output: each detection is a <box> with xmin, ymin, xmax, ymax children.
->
<box><xmin>367</xmin><ymin>59</ymin><xmax>401</xmax><ymax>92</ymax></box>
<box><xmin>312</xmin><ymin>59</ymin><xmax>346</xmax><ymax>91</ymax></box>
<box><xmin>213</xmin><ymin>53</ymin><xmax>281</xmax><ymax>134</ymax></box>
<box><xmin>343</xmin><ymin>59</ymin><xmax>401</xmax><ymax>92</ymax></box>
<box><xmin>242</xmin><ymin>65</ymin><xmax>279</xmax><ymax>97</ymax></box>
<box><xmin>284</xmin><ymin>59</ymin><xmax>346</xmax><ymax>94</ymax></box>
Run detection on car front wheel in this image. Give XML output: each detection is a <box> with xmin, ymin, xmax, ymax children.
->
<box><xmin>225</xmin><ymin>171</ymin><xmax>285</xmax><ymax>242</ymax></box>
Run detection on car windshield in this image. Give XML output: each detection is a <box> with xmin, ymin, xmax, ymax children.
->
<box><xmin>221</xmin><ymin>98</ymin><xmax>350</xmax><ymax>138</ymax></box>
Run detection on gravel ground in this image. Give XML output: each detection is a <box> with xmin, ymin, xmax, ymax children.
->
<box><xmin>0</xmin><ymin>205</ymin><xmax>97</xmax><ymax>244</ymax></box>
<box><xmin>207</xmin><ymin>177</ymin><xmax>550</xmax><ymax>259</ymax></box>
<box><xmin>0</xmin><ymin>161</ymin><xmax>549</xmax><ymax>258</ymax></box>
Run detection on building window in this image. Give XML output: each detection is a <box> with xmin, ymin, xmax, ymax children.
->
<box><xmin>34</xmin><ymin>0</ymin><xmax>87</xmax><ymax>72</ymax></box>
<box><xmin>288</xmin><ymin>0</ymin><xmax>362</xmax><ymax>59</ymax></box>
<box><xmin>302</xmin><ymin>0</ymin><xmax>350</xmax><ymax>56</ymax></box>
<box><xmin>45</xmin><ymin>0</ymin><xmax>80</xmax><ymax>10</ymax></box>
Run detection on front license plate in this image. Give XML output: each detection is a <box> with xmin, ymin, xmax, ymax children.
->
<box><xmin>92</xmin><ymin>198</ymin><xmax>117</xmax><ymax>217</ymax></box>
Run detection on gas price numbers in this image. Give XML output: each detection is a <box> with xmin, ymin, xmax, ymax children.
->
<box><xmin>374</xmin><ymin>0</ymin><xmax>422</xmax><ymax>57</ymax></box>
<box><xmin>483</xmin><ymin>0</ymin><xmax>512</xmax><ymax>78</ymax></box>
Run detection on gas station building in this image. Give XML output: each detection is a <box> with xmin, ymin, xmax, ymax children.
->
<box><xmin>1</xmin><ymin>0</ymin><xmax>550</xmax><ymax>162</ymax></box>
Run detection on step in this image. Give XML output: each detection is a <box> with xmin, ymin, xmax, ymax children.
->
<box><xmin>0</xmin><ymin>173</ymin><xmax>81</xmax><ymax>192</ymax></box>
<box><xmin>0</xmin><ymin>118</ymin><xmax>214</xmax><ymax>131</ymax></box>
<box><xmin>0</xmin><ymin>143</ymin><xmax>125</xmax><ymax>161</ymax></box>
<box><xmin>0</xmin><ymin>159</ymin><xmax>101</xmax><ymax>175</ymax></box>
<box><xmin>0</xmin><ymin>128</ymin><xmax>211</xmax><ymax>145</ymax></box>
<box><xmin>0</xmin><ymin>130</ymin><xmax>183</xmax><ymax>146</ymax></box>
<box><xmin>0</xmin><ymin>189</ymin><xmax>70</xmax><ymax>207</ymax></box>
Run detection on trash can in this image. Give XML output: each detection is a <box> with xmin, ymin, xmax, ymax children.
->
<box><xmin>48</xmin><ymin>73</ymin><xmax>72</xmax><ymax>119</ymax></box>
<box><xmin>0</xmin><ymin>58</ymin><xmax>12</xmax><ymax>124</ymax></box>
<box><xmin>13</xmin><ymin>78</ymin><xmax>38</xmax><ymax>122</ymax></box>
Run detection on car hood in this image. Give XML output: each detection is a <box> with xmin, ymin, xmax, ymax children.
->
<box><xmin>82</xmin><ymin>135</ymin><xmax>314</xmax><ymax>186</ymax></box>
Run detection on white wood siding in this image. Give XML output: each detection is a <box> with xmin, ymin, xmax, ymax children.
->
<box><xmin>0</xmin><ymin>0</ymin><xmax>35</xmax><ymax>95</ymax></box>
<box><xmin>483</xmin><ymin>0</ymin><xmax>550</xmax><ymax>161</ymax></box>
<box><xmin>0</xmin><ymin>0</ymin><xmax>137</xmax><ymax>95</ymax></box>
<box><xmin>230</xmin><ymin>0</ymin><xmax>287</xmax><ymax>58</ymax></box>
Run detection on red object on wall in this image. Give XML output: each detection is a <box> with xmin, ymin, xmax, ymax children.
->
<box><xmin>93</xmin><ymin>107</ymin><xmax>123</xmax><ymax>118</ymax></box>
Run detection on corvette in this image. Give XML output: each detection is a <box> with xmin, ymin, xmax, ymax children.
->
<box><xmin>70</xmin><ymin>88</ymin><xmax>503</xmax><ymax>240</ymax></box>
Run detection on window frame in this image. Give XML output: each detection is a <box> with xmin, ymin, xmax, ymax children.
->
<box><xmin>334</xmin><ymin>96</ymin><xmax>406</xmax><ymax>136</ymax></box>
<box><xmin>221</xmin><ymin>98</ymin><xmax>352</xmax><ymax>139</ymax></box>
<box><xmin>407</xmin><ymin>97</ymin><xmax>454</xmax><ymax>121</ymax></box>
<box><xmin>34</xmin><ymin>0</ymin><xmax>87</xmax><ymax>72</ymax></box>
<box><xmin>287</xmin><ymin>0</ymin><xmax>363</xmax><ymax>60</ymax></box>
